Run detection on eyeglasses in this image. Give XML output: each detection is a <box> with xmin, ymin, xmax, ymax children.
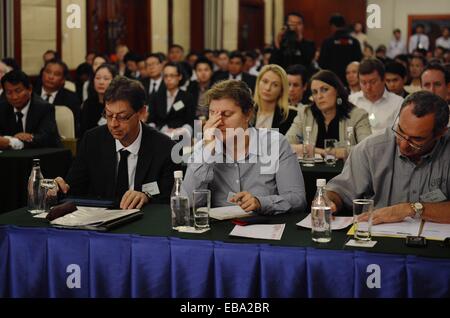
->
<box><xmin>103</xmin><ymin>111</ymin><xmax>137</xmax><ymax>122</ymax></box>
<box><xmin>391</xmin><ymin>119</ymin><xmax>434</xmax><ymax>151</ymax></box>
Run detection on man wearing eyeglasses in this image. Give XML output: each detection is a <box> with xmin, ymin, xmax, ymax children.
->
<box><xmin>325</xmin><ymin>91</ymin><xmax>450</xmax><ymax>224</ymax></box>
<box><xmin>55</xmin><ymin>76</ymin><xmax>178</xmax><ymax>209</ymax></box>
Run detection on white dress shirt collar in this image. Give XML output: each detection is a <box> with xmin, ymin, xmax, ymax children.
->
<box><xmin>41</xmin><ymin>88</ymin><xmax>58</xmax><ymax>104</ymax></box>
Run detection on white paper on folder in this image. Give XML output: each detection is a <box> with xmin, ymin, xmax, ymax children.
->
<box><xmin>209</xmin><ymin>205</ymin><xmax>253</xmax><ymax>220</ymax></box>
<box><xmin>229</xmin><ymin>224</ymin><xmax>285</xmax><ymax>240</ymax></box>
<box><xmin>296</xmin><ymin>213</ymin><xmax>353</xmax><ymax>230</ymax></box>
<box><xmin>371</xmin><ymin>217</ymin><xmax>421</xmax><ymax>237</ymax></box>
<box><xmin>50</xmin><ymin>207</ymin><xmax>139</xmax><ymax>226</ymax></box>
<box><xmin>421</xmin><ymin>222</ymin><xmax>450</xmax><ymax>241</ymax></box>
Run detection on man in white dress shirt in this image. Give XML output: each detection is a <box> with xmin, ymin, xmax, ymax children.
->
<box><xmin>349</xmin><ymin>58</ymin><xmax>403</xmax><ymax>135</ymax></box>
<box><xmin>387</xmin><ymin>29</ymin><xmax>407</xmax><ymax>59</ymax></box>
<box><xmin>408</xmin><ymin>24</ymin><xmax>430</xmax><ymax>53</ymax></box>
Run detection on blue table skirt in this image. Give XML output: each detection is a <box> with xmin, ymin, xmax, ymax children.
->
<box><xmin>1</xmin><ymin>226</ymin><xmax>449</xmax><ymax>298</ymax></box>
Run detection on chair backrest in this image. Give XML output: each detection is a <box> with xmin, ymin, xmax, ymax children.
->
<box><xmin>64</xmin><ymin>80</ymin><xmax>76</xmax><ymax>93</ymax></box>
<box><xmin>55</xmin><ymin>105</ymin><xmax>75</xmax><ymax>139</ymax></box>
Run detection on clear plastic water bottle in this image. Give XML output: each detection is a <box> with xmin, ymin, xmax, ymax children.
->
<box><xmin>170</xmin><ymin>170</ymin><xmax>190</xmax><ymax>230</ymax></box>
<box><xmin>344</xmin><ymin>126</ymin><xmax>354</xmax><ymax>161</ymax></box>
<box><xmin>311</xmin><ymin>179</ymin><xmax>332</xmax><ymax>243</ymax></box>
<box><xmin>302</xmin><ymin>126</ymin><xmax>315</xmax><ymax>167</ymax></box>
<box><xmin>27</xmin><ymin>159</ymin><xmax>44</xmax><ymax>214</ymax></box>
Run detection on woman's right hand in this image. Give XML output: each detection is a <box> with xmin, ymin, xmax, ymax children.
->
<box><xmin>203</xmin><ymin>112</ymin><xmax>222</xmax><ymax>145</ymax></box>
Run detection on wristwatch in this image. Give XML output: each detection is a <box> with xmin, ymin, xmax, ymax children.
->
<box><xmin>410</xmin><ymin>202</ymin><xmax>424</xmax><ymax>219</ymax></box>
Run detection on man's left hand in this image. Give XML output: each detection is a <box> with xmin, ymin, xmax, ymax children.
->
<box><xmin>120</xmin><ymin>190</ymin><xmax>150</xmax><ymax>209</ymax></box>
<box><xmin>359</xmin><ymin>203</ymin><xmax>413</xmax><ymax>225</ymax></box>
<box><xmin>14</xmin><ymin>133</ymin><xmax>33</xmax><ymax>143</ymax></box>
<box><xmin>230</xmin><ymin>191</ymin><xmax>261</xmax><ymax>212</ymax></box>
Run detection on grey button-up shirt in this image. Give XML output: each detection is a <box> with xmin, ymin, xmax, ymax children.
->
<box><xmin>181</xmin><ymin>128</ymin><xmax>307</xmax><ymax>214</ymax></box>
<box><xmin>326</xmin><ymin>129</ymin><xmax>450</xmax><ymax>210</ymax></box>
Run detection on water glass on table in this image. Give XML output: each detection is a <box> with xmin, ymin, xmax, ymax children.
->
<box><xmin>353</xmin><ymin>199</ymin><xmax>374</xmax><ymax>241</ymax></box>
<box><xmin>193</xmin><ymin>189</ymin><xmax>211</xmax><ymax>230</ymax></box>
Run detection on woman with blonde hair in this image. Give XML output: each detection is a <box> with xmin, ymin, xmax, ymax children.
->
<box><xmin>252</xmin><ymin>64</ymin><xmax>297</xmax><ymax>135</ymax></box>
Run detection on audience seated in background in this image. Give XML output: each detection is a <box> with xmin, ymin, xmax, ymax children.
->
<box><xmin>82</xmin><ymin>54</ymin><xmax>109</xmax><ymax>101</ymax></box>
<box><xmin>0</xmin><ymin>70</ymin><xmax>61</xmax><ymax>150</ymax></box>
<box><xmin>345</xmin><ymin>61</ymin><xmax>361</xmax><ymax>94</ymax></box>
<box><xmin>387</xmin><ymin>29</ymin><xmax>407</xmax><ymax>59</ymax></box>
<box><xmin>349</xmin><ymin>58</ymin><xmax>403</xmax><ymax>134</ymax></box>
<box><xmin>286</xmin><ymin>64</ymin><xmax>309</xmax><ymax>108</ymax></box>
<box><xmin>420</xmin><ymin>63</ymin><xmax>450</xmax><ymax>102</ymax></box>
<box><xmin>405</xmin><ymin>55</ymin><xmax>427</xmax><ymax>94</ymax></box>
<box><xmin>79</xmin><ymin>63</ymin><xmax>117</xmax><ymax>139</ymax></box>
<box><xmin>40</xmin><ymin>59</ymin><xmax>81</xmax><ymax>136</ymax></box>
<box><xmin>181</xmin><ymin>79</ymin><xmax>306</xmax><ymax>215</ymax></box>
<box><xmin>385</xmin><ymin>61</ymin><xmax>409</xmax><ymax>98</ymax></box>
<box><xmin>187</xmin><ymin>57</ymin><xmax>214</xmax><ymax>119</ymax></box>
<box><xmin>141</xmin><ymin>53</ymin><xmax>166</xmax><ymax>103</ymax></box>
<box><xmin>212</xmin><ymin>51</ymin><xmax>256</xmax><ymax>92</ymax></box>
<box><xmin>147</xmin><ymin>62</ymin><xmax>195</xmax><ymax>138</ymax></box>
<box><xmin>326</xmin><ymin>91</ymin><xmax>450</xmax><ymax>225</ymax></box>
<box><xmin>286</xmin><ymin>70</ymin><xmax>371</xmax><ymax>158</ymax></box>
<box><xmin>252</xmin><ymin>64</ymin><xmax>297</xmax><ymax>135</ymax></box>
<box><xmin>55</xmin><ymin>76</ymin><xmax>178</xmax><ymax>209</ymax></box>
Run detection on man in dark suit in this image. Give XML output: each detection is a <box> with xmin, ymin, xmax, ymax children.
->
<box><xmin>55</xmin><ymin>76</ymin><xmax>178</xmax><ymax>209</ymax></box>
<box><xmin>0</xmin><ymin>70</ymin><xmax>61</xmax><ymax>150</ymax></box>
<box><xmin>187</xmin><ymin>57</ymin><xmax>214</xmax><ymax>119</ymax></box>
<box><xmin>141</xmin><ymin>53</ymin><xmax>166</xmax><ymax>103</ymax></box>
<box><xmin>212</xmin><ymin>51</ymin><xmax>256</xmax><ymax>92</ymax></box>
<box><xmin>40</xmin><ymin>59</ymin><xmax>81</xmax><ymax>135</ymax></box>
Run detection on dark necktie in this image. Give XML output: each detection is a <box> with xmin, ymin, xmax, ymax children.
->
<box><xmin>15</xmin><ymin>112</ymin><xmax>24</xmax><ymax>133</ymax></box>
<box><xmin>417</xmin><ymin>35</ymin><xmax>421</xmax><ymax>49</ymax></box>
<box><xmin>115</xmin><ymin>149</ymin><xmax>130</xmax><ymax>199</ymax></box>
<box><xmin>44</xmin><ymin>93</ymin><xmax>51</xmax><ymax>102</ymax></box>
<box><xmin>151</xmin><ymin>82</ymin><xmax>157</xmax><ymax>94</ymax></box>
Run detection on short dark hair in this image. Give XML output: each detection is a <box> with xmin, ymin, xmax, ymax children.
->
<box><xmin>393</xmin><ymin>28</ymin><xmax>401</xmax><ymax>34</ymax></box>
<box><xmin>146</xmin><ymin>53</ymin><xmax>164</xmax><ymax>63</ymax></box>
<box><xmin>43</xmin><ymin>49</ymin><xmax>60</xmax><ymax>60</ymax></box>
<box><xmin>286</xmin><ymin>64</ymin><xmax>308</xmax><ymax>86</ymax></box>
<box><xmin>104</xmin><ymin>76</ymin><xmax>146</xmax><ymax>112</ymax></box>
<box><xmin>123</xmin><ymin>52</ymin><xmax>141</xmax><ymax>63</ymax></box>
<box><xmin>194</xmin><ymin>57</ymin><xmax>213</xmax><ymax>71</ymax></box>
<box><xmin>400</xmin><ymin>91</ymin><xmax>449</xmax><ymax>134</ymax></box>
<box><xmin>420</xmin><ymin>63</ymin><xmax>450</xmax><ymax>84</ymax></box>
<box><xmin>1</xmin><ymin>69</ymin><xmax>31</xmax><ymax>89</ymax></box>
<box><xmin>204</xmin><ymin>80</ymin><xmax>254</xmax><ymax>115</ymax></box>
<box><xmin>310</xmin><ymin>70</ymin><xmax>353</xmax><ymax>119</ymax></box>
<box><xmin>43</xmin><ymin>58</ymin><xmax>69</xmax><ymax>78</ymax></box>
<box><xmin>286</xmin><ymin>12</ymin><xmax>304</xmax><ymax>23</ymax></box>
<box><xmin>359</xmin><ymin>58</ymin><xmax>385</xmax><ymax>78</ymax></box>
<box><xmin>169</xmin><ymin>44</ymin><xmax>184</xmax><ymax>52</ymax></box>
<box><xmin>1</xmin><ymin>57</ymin><xmax>20</xmax><ymax>71</ymax></box>
<box><xmin>411</xmin><ymin>55</ymin><xmax>427</xmax><ymax>67</ymax></box>
<box><xmin>229</xmin><ymin>51</ymin><xmax>245</xmax><ymax>64</ymax></box>
<box><xmin>385</xmin><ymin>61</ymin><xmax>407</xmax><ymax>78</ymax></box>
<box><xmin>329</xmin><ymin>14</ymin><xmax>346</xmax><ymax>28</ymax></box>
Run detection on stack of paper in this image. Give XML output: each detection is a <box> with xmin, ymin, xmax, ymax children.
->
<box><xmin>229</xmin><ymin>224</ymin><xmax>285</xmax><ymax>240</ymax></box>
<box><xmin>421</xmin><ymin>222</ymin><xmax>450</xmax><ymax>241</ymax></box>
<box><xmin>50</xmin><ymin>207</ymin><xmax>140</xmax><ymax>227</ymax></box>
<box><xmin>209</xmin><ymin>205</ymin><xmax>253</xmax><ymax>220</ymax></box>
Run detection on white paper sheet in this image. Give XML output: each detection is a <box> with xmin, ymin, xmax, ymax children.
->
<box><xmin>421</xmin><ymin>222</ymin><xmax>450</xmax><ymax>241</ymax></box>
<box><xmin>371</xmin><ymin>217</ymin><xmax>421</xmax><ymax>238</ymax></box>
<box><xmin>229</xmin><ymin>224</ymin><xmax>285</xmax><ymax>240</ymax></box>
<box><xmin>209</xmin><ymin>205</ymin><xmax>253</xmax><ymax>220</ymax></box>
<box><xmin>296</xmin><ymin>213</ymin><xmax>353</xmax><ymax>230</ymax></box>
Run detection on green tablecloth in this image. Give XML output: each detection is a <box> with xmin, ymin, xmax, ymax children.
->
<box><xmin>0</xmin><ymin>203</ymin><xmax>448</xmax><ymax>259</ymax></box>
<box><xmin>0</xmin><ymin>148</ymin><xmax>72</xmax><ymax>213</ymax></box>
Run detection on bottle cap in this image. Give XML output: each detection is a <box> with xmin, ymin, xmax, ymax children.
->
<box><xmin>174</xmin><ymin>170</ymin><xmax>183</xmax><ymax>179</ymax></box>
<box><xmin>306</xmin><ymin>126</ymin><xmax>312</xmax><ymax>132</ymax></box>
<box><xmin>33</xmin><ymin>158</ymin><xmax>40</xmax><ymax>162</ymax></box>
<box><xmin>316</xmin><ymin>179</ymin><xmax>326</xmax><ymax>187</ymax></box>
